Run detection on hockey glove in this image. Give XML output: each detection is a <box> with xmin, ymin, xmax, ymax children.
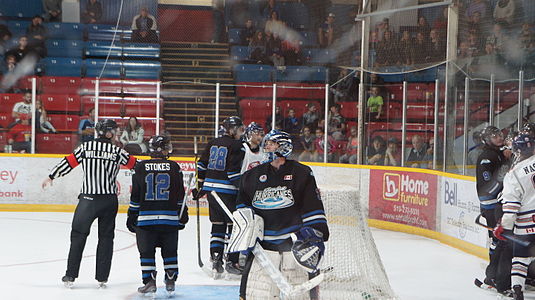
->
<box><xmin>177</xmin><ymin>206</ymin><xmax>189</xmax><ymax>230</ymax></box>
<box><xmin>290</xmin><ymin>227</ymin><xmax>325</xmax><ymax>274</ymax></box>
<box><xmin>192</xmin><ymin>186</ymin><xmax>206</xmax><ymax>200</ymax></box>
<box><xmin>127</xmin><ymin>214</ymin><xmax>138</xmax><ymax>233</ymax></box>
<box><xmin>493</xmin><ymin>224</ymin><xmax>507</xmax><ymax>241</ymax></box>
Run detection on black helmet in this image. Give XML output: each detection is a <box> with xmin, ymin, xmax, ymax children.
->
<box><xmin>148</xmin><ymin>135</ymin><xmax>172</xmax><ymax>158</ymax></box>
<box><xmin>481</xmin><ymin>126</ymin><xmax>503</xmax><ymax>145</ymax></box>
<box><xmin>222</xmin><ymin>116</ymin><xmax>244</xmax><ymax>138</ymax></box>
<box><xmin>512</xmin><ymin>132</ymin><xmax>535</xmax><ymax>157</ymax></box>
<box><xmin>95</xmin><ymin>119</ymin><xmax>118</xmax><ymax>138</ymax></box>
<box><xmin>522</xmin><ymin>122</ymin><xmax>535</xmax><ymax>138</ymax></box>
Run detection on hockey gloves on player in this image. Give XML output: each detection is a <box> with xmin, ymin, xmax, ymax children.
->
<box><xmin>127</xmin><ymin>214</ymin><xmax>138</xmax><ymax>233</ymax></box>
<box><xmin>494</xmin><ymin>213</ymin><xmax>515</xmax><ymax>241</ymax></box>
<box><xmin>192</xmin><ymin>184</ymin><xmax>206</xmax><ymax>200</ymax></box>
<box><xmin>177</xmin><ymin>206</ymin><xmax>189</xmax><ymax>230</ymax></box>
<box><xmin>493</xmin><ymin>224</ymin><xmax>507</xmax><ymax>241</ymax></box>
<box><xmin>227</xmin><ymin>207</ymin><xmax>264</xmax><ymax>253</ymax></box>
<box><xmin>291</xmin><ymin>227</ymin><xmax>325</xmax><ymax>274</ymax></box>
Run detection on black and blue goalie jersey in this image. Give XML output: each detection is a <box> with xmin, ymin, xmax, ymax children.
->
<box><xmin>129</xmin><ymin>158</ymin><xmax>186</xmax><ymax>231</ymax></box>
<box><xmin>198</xmin><ymin>135</ymin><xmax>245</xmax><ymax>195</ymax></box>
<box><xmin>236</xmin><ymin>160</ymin><xmax>329</xmax><ymax>251</ymax></box>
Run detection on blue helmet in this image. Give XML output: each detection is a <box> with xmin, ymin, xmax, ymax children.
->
<box><xmin>244</xmin><ymin>122</ymin><xmax>264</xmax><ymax>143</ymax></box>
<box><xmin>262</xmin><ymin>130</ymin><xmax>293</xmax><ymax>162</ymax></box>
<box><xmin>513</xmin><ymin>133</ymin><xmax>535</xmax><ymax>157</ymax></box>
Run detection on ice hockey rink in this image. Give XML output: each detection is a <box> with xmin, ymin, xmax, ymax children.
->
<box><xmin>1</xmin><ymin>211</ymin><xmax>517</xmax><ymax>300</ymax></box>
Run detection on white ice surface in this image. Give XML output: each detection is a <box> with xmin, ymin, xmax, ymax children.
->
<box><xmin>0</xmin><ymin>212</ymin><xmax>516</xmax><ymax>299</ymax></box>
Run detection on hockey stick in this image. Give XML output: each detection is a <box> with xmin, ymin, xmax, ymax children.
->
<box><xmin>475</xmin><ymin>214</ymin><xmax>530</xmax><ymax>247</ymax></box>
<box><xmin>210</xmin><ymin>191</ymin><xmax>324</xmax><ymax>298</ymax></box>
<box><xmin>194</xmin><ymin>137</ymin><xmax>204</xmax><ymax>268</ymax></box>
<box><xmin>178</xmin><ymin>172</ymin><xmax>195</xmax><ymax>220</ymax></box>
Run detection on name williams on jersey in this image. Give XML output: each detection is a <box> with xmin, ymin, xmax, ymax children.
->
<box><xmin>85</xmin><ymin>151</ymin><xmax>117</xmax><ymax>160</ymax></box>
<box><xmin>253</xmin><ymin>186</ymin><xmax>295</xmax><ymax>209</ymax></box>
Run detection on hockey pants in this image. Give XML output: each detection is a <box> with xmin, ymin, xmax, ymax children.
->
<box><xmin>482</xmin><ymin>206</ymin><xmax>512</xmax><ymax>292</ymax></box>
<box><xmin>240</xmin><ymin>250</ymin><xmax>310</xmax><ymax>300</ymax></box>
<box><xmin>136</xmin><ymin>227</ymin><xmax>179</xmax><ymax>284</ymax></box>
<box><xmin>66</xmin><ymin>194</ymin><xmax>118</xmax><ymax>282</ymax></box>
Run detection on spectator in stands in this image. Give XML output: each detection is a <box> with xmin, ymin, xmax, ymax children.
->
<box><xmin>43</xmin><ymin>0</ymin><xmax>62</xmax><ymax>22</ymax></box>
<box><xmin>367</xmin><ymin>87</ymin><xmax>383</xmax><ymax>120</ymax></box>
<box><xmin>26</xmin><ymin>15</ymin><xmax>47</xmax><ymax>58</ymax></box>
<box><xmin>12</xmin><ymin>91</ymin><xmax>33</xmax><ymax>125</ymax></box>
<box><xmin>7</xmin><ymin>115</ymin><xmax>31</xmax><ymax>153</ymax></box>
<box><xmin>262</xmin><ymin>0</ymin><xmax>281</xmax><ymax>21</ymax></box>
<box><xmin>0</xmin><ymin>23</ymin><xmax>12</xmax><ymax>53</ymax></box>
<box><xmin>366</xmin><ymin>73</ymin><xmax>386</xmax><ymax>98</ymax></box>
<box><xmin>375</xmin><ymin>18</ymin><xmax>390</xmax><ymax>42</ymax></box>
<box><xmin>78</xmin><ymin>108</ymin><xmax>95</xmax><ymax>143</ymax></box>
<box><xmin>406</xmin><ymin>134</ymin><xmax>428</xmax><ymax>168</ymax></box>
<box><xmin>493</xmin><ymin>0</ymin><xmax>515</xmax><ymax>27</ymax></box>
<box><xmin>298</xmin><ymin>126</ymin><xmax>315</xmax><ymax>162</ymax></box>
<box><xmin>375</xmin><ymin>30</ymin><xmax>398</xmax><ymax>66</ymax></box>
<box><xmin>265</xmin><ymin>31</ymin><xmax>282</xmax><ymax>58</ymax></box>
<box><xmin>229</xmin><ymin>0</ymin><xmax>250</xmax><ymax>28</ymax></box>
<box><xmin>486</xmin><ymin>23</ymin><xmax>507</xmax><ymax>54</ymax></box>
<box><xmin>81</xmin><ymin>0</ymin><xmax>103</xmax><ymax>24</ymax></box>
<box><xmin>519</xmin><ymin>22</ymin><xmax>534</xmax><ymax>49</ymax></box>
<box><xmin>303</xmin><ymin>0</ymin><xmax>331</xmax><ymax>29</ymax></box>
<box><xmin>249</xmin><ymin>31</ymin><xmax>268</xmax><ymax>64</ymax></box>
<box><xmin>417</xmin><ymin>16</ymin><xmax>431</xmax><ymax>38</ymax></box>
<box><xmin>35</xmin><ymin>99</ymin><xmax>57</xmax><ymax>133</ymax></box>
<box><xmin>120</xmin><ymin>116</ymin><xmax>147</xmax><ymax>155</ymax></box>
<box><xmin>270</xmin><ymin>49</ymin><xmax>285</xmax><ymax>68</ymax></box>
<box><xmin>318</xmin><ymin>13</ymin><xmax>336</xmax><ymax>48</ymax></box>
<box><xmin>131</xmin><ymin>8</ymin><xmax>159</xmax><ymax>43</ymax></box>
<box><xmin>366</xmin><ymin>135</ymin><xmax>385</xmax><ymax>165</ymax></box>
<box><xmin>283</xmin><ymin>108</ymin><xmax>300</xmax><ymax>134</ymax></box>
<box><xmin>327</xmin><ymin>103</ymin><xmax>346</xmax><ymax>135</ymax></box>
<box><xmin>5</xmin><ymin>36</ymin><xmax>33</xmax><ymax>63</ymax></box>
<box><xmin>467</xmin><ymin>31</ymin><xmax>484</xmax><ymax>56</ymax></box>
<box><xmin>1</xmin><ymin>54</ymin><xmax>17</xmax><ymax>75</ymax></box>
<box><xmin>413</xmin><ymin>32</ymin><xmax>430</xmax><ymax>65</ymax></box>
<box><xmin>302</xmin><ymin>102</ymin><xmax>320</xmax><ymax>131</ymax></box>
<box><xmin>369</xmin><ymin>30</ymin><xmax>379</xmax><ymax>52</ymax></box>
<box><xmin>339</xmin><ymin>126</ymin><xmax>358</xmax><ymax>164</ymax></box>
<box><xmin>282</xmin><ymin>35</ymin><xmax>303</xmax><ymax>66</ymax></box>
<box><xmin>457</xmin><ymin>40</ymin><xmax>475</xmax><ymax>74</ymax></box>
<box><xmin>424</xmin><ymin>137</ymin><xmax>434</xmax><ymax>169</ymax></box>
<box><xmin>265</xmin><ymin>105</ymin><xmax>283</xmax><ymax>131</ymax></box>
<box><xmin>241</xmin><ymin>19</ymin><xmax>256</xmax><ymax>46</ymax></box>
<box><xmin>428</xmin><ymin>29</ymin><xmax>446</xmax><ymax>62</ymax></box>
<box><xmin>433</xmin><ymin>7</ymin><xmax>449</xmax><ymax>38</ymax></box>
<box><xmin>473</xmin><ymin>42</ymin><xmax>501</xmax><ymax>76</ymax></box>
<box><xmin>466</xmin><ymin>0</ymin><xmax>489</xmax><ymax>20</ymax></box>
<box><xmin>313</xmin><ymin>127</ymin><xmax>334</xmax><ymax>162</ymax></box>
<box><xmin>384</xmin><ymin>137</ymin><xmax>401</xmax><ymax>166</ymax></box>
<box><xmin>331</xmin><ymin>68</ymin><xmax>354</xmax><ymax>103</ymax></box>
<box><xmin>398</xmin><ymin>30</ymin><xmax>414</xmax><ymax>66</ymax></box>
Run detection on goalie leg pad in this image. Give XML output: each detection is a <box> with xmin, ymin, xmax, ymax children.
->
<box><xmin>228</xmin><ymin>208</ymin><xmax>264</xmax><ymax>253</ymax></box>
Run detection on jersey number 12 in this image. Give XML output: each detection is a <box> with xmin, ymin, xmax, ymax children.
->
<box><xmin>145</xmin><ymin>173</ymin><xmax>170</xmax><ymax>201</ymax></box>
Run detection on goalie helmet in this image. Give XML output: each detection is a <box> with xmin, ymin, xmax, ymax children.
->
<box><xmin>261</xmin><ymin>129</ymin><xmax>293</xmax><ymax>163</ymax></box>
<box><xmin>95</xmin><ymin>119</ymin><xmax>118</xmax><ymax>139</ymax></box>
<box><xmin>222</xmin><ymin>116</ymin><xmax>244</xmax><ymax>139</ymax></box>
<box><xmin>512</xmin><ymin>133</ymin><xmax>535</xmax><ymax>158</ymax></box>
<box><xmin>244</xmin><ymin>122</ymin><xmax>264</xmax><ymax>143</ymax></box>
<box><xmin>291</xmin><ymin>227</ymin><xmax>325</xmax><ymax>274</ymax></box>
<box><xmin>148</xmin><ymin>135</ymin><xmax>173</xmax><ymax>158</ymax></box>
<box><xmin>522</xmin><ymin>122</ymin><xmax>535</xmax><ymax>137</ymax></box>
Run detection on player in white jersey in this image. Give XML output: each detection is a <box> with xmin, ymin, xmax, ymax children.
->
<box><xmin>241</xmin><ymin>122</ymin><xmax>264</xmax><ymax>174</ymax></box>
<box><xmin>494</xmin><ymin>133</ymin><xmax>535</xmax><ymax>300</ymax></box>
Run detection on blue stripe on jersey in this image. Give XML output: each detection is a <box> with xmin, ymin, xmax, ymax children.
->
<box><xmin>210</xmin><ymin>242</ymin><xmax>225</xmax><ymax>248</ymax></box>
<box><xmin>303</xmin><ymin>219</ymin><xmax>327</xmax><ymax>227</ymax></box>
<box><xmin>212</xmin><ymin>232</ymin><xmax>226</xmax><ymax>237</ymax></box>
<box><xmin>141</xmin><ymin>258</ymin><xmax>156</xmax><ymax>263</ymax></box>
<box><xmin>128</xmin><ymin>207</ymin><xmax>139</xmax><ymax>212</ymax></box>
<box><xmin>142</xmin><ymin>273</ymin><xmax>151</xmax><ymax>278</ymax></box>
<box><xmin>205</xmin><ymin>178</ymin><xmax>233</xmax><ymax>184</ymax></box>
<box><xmin>137</xmin><ymin>220</ymin><xmax>179</xmax><ymax>226</ymax></box>
<box><xmin>514</xmin><ymin>224</ymin><xmax>535</xmax><ymax>229</ymax></box>
<box><xmin>263</xmin><ymin>239</ymin><xmax>287</xmax><ymax>245</ymax></box>
<box><xmin>518</xmin><ymin>209</ymin><xmax>535</xmax><ymax>216</ymax></box>
<box><xmin>236</xmin><ymin>204</ymin><xmax>250</xmax><ymax>209</ymax></box>
<box><xmin>163</xmin><ymin>257</ymin><xmax>177</xmax><ymax>263</ymax></box>
<box><xmin>264</xmin><ymin>225</ymin><xmax>301</xmax><ymax>236</ymax></box>
<box><xmin>480</xmin><ymin>203</ymin><xmax>497</xmax><ymax>210</ymax></box>
<box><xmin>302</xmin><ymin>210</ymin><xmax>325</xmax><ymax>218</ymax></box>
<box><xmin>202</xmin><ymin>186</ymin><xmax>238</xmax><ymax>195</ymax></box>
<box><xmin>139</xmin><ymin>210</ymin><xmax>178</xmax><ymax>216</ymax></box>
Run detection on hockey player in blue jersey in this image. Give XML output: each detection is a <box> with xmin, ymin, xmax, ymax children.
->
<box><xmin>127</xmin><ymin>135</ymin><xmax>188</xmax><ymax>296</ymax></box>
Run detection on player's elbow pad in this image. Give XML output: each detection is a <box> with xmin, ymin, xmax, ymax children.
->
<box><xmin>501</xmin><ymin>213</ymin><xmax>516</xmax><ymax>230</ymax></box>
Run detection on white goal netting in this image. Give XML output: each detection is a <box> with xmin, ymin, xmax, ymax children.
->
<box><xmin>319</xmin><ymin>185</ymin><xmax>397</xmax><ymax>300</ymax></box>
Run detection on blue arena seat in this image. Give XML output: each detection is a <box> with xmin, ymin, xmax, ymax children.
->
<box><xmin>299</xmin><ymin>31</ymin><xmax>317</xmax><ymax>47</ymax></box>
<box><xmin>42</xmin><ymin>57</ymin><xmax>83</xmax><ymax>77</ymax></box>
<box><xmin>84</xmin><ymin>41</ymin><xmax>122</xmax><ymax>58</ymax></box>
<box><xmin>233</xmin><ymin>64</ymin><xmax>274</xmax><ymax>82</ymax></box>
<box><xmin>46</xmin><ymin>40</ymin><xmax>84</xmax><ymax>58</ymax></box>
<box><xmin>123</xmin><ymin>61</ymin><xmax>161</xmax><ymax>79</ymax></box>
<box><xmin>122</xmin><ymin>43</ymin><xmax>160</xmax><ymax>59</ymax></box>
<box><xmin>85</xmin><ymin>59</ymin><xmax>122</xmax><ymax>78</ymax></box>
<box><xmin>1</xmin><ymin>1</ymin><xmax>43</xmax><ymax>18</ymax></box>
<box><xmin>228</xmin><ymin>28</ymin><xmax>242</xmax><ymax>45</ymax></box>
<box><xmin>6</xmin><ymin>20</ymin><xmax>31</xmax><ymax>37</ymax></box>
<box><xmin>86</xmin><ymin>24</ymin><xmax>124</xmax><ymax>41</ymax></box>
<box><xmin>46</xmin><ymin>23</ymin><xmax>84</xmax><ymax>40</ymax></box>
<box><xmin>407</xmin><ymin>67</ymin><xmax>438</xmax><ymax>83</ymax></box>
<box><xmin>230</xmin><ymin>46</ymin><xmax>251</xmax><ymax>61</ymax></box>
<box><xmin>280</xmin><ymin>2</ymin><xmax>309</xmax><ymax>30</ymax></box>
<box><xmin>309</xmin><ymin>49</ymin><xmax>337</xmax><ymax>64</ymax></box>
<box><xmin>275</xmin><ymin>66</ymin><xmax>327</xmax><ymax>83</ymax></box>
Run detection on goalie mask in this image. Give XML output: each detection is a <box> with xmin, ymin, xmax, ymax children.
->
<box><xmin>148</xmin><ymin>135</ymin><xmax>173</xmax><ymax>158</ymax></box>
<box><xmin>95</xmin><ymin>119</ymin><xmax>118</xmax><ymax>139</ymax></box>
<box><xmin>291</xmin><ymin>227</ymin><xmax>325</xmax><ymax>274</ymax></box>
<box><xmin>261</xmin><ymin>129</ymin><xmax>293</xmax><ymax>163</ymax></box>
<box><xmin>244</xmin><ymin>122</ymin><xmax>264</xmax><ymax>143</ymax></box>
<box><xmin>512</xmin><ymin>133</ymin><xmax>535</xmax><ymax>158</ymax></box>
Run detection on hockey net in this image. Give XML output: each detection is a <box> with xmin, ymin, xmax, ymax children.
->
<box><xmin>318</xmin><ymin>185</ymin><xmax>397</xmax><ymax>300</ymax></box>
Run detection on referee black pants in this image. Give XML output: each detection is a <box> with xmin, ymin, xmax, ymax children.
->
<box><xmin>66</xmin><ymin>194</ymin><xmax>118</xmax><ymax>282</ymax></box>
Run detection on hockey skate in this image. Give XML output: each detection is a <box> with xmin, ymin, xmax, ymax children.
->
<box><xmin>165</xmin><ymin>270</ymin><xmax>177</xmax><ymax>296</ymax></box>
<box><xmin>210</xmin><ymin>254</ymin><xmax>224</xmax><ymax>280</ymax></box>
<box><xmin>224</xmin><ymin>261</ymin><xmax>243</xmax><ymax>280</ymax></box>
<box><xmin>61</xmin><ymin>275</ymin><xmax>75</xmax><ymax>288</ymax></box>
<box><xmin>513</xmin><ymin>285</ymin><xmax>524</xmax><ymax>300</ymax></box>
<box><xmin>97</xmin><ymin>280</ymin><xmax>107</xmax><ymax>289</ymax></box>
<box><xmin>138</xmin><ymin>271</ymin><xmax>157</xmax><ymax>296</ymax></box>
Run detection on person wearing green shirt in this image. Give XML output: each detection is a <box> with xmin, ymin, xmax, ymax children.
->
<box><xmin>367</xmin><ymin>86</ymin><xmax>383</xmax><ymax>120</ymax></box>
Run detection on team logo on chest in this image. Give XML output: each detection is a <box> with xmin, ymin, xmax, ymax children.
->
<box><xmin>259</xmin><ymin>174</ymin><xmax>267</xmax><ymax>182</ymax></box>
<box><xmin>253</xmin><ymin>186</ymin><xmax>295</xmax><ymax>210</ymax></box>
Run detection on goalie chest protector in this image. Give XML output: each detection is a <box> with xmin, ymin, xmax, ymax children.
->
<box><xmin>237</xmin><ymin>160</ymin><xmax>329</xmax><ymax>251</ymax></box>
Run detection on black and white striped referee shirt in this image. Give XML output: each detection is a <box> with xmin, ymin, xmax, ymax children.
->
<box><xmin>49</xmin><ymin>139</ymin><xmax>137</xmax><ymax>194</ymax></box>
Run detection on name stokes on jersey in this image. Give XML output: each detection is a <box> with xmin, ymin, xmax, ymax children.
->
<box><xmin>145</xmin><ymin>162</ymin><xmax>171</xmax><ymax>171</ymax></box>
<box><xmin>253</xmin><ymin>186</ymin><xmax>295</xmax><ymax>209</ymax></box>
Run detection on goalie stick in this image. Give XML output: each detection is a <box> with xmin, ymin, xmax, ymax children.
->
<box><xmin>194</xmin><ymin>137</ymin><xmax>204</xmax><ymax>269</ymax></box>
<box><xmin>475</xmin><ymin>214</ymin><xmax>530</xmax><ymax>247</ymax></box>
<box><xmin>474</xmin><ymin>278</ymin><xmax>496</xmax><ymax>291</ymax></box>
<box><xmin>210</xmin><ymin>191</ymin><xmax>324</xmax><ymax>299</ymax></box>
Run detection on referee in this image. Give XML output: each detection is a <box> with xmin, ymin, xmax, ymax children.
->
<box><xmin>42</xmin><ymin>119</ymin><xmax>137</xmax><ymax>288</ymax></box>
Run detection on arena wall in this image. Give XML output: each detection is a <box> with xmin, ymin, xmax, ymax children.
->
<box><xmin>0</xmin><ymin>154</ymin><xmax>487</xmax><ymax>259</ymax></box>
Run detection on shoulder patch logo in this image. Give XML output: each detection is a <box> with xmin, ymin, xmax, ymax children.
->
<box><xmin>480</xmin><ymin>159</ymin><xmax>491</xmax><ymax>164</ymax></box>
<box><xmin>482</xmin><ymin>171</ymin><xmax>491</xmax><ymax>181</ymax></box>
<box><xmin>259</xmin><ymin>174</ymin><xmax>267</xmax><ymax>182</ymax></box>
<box><xmin>284</xmin><ymin>175</ymin><xmax>292</xmax><ymax>180</ymax></box>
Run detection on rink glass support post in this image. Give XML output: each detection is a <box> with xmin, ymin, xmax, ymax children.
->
<box><xmin>31</xmin><ymin>77</ymin><xmax>37</xmax><ymax>154</ymax></box>
<box><xmin>94</xmin><ymin>79</ymin><xmax>100</xmax><ymax>139</ymax></box>
<box><xmin>489</xmin><ymin>74</ymin><xmax>495</xmax><ymax>126</ymax></box>
<box><xmin>324</xmin><ymin>84</ymin><xmax>329</xmax><ymax>163</ymax></box>
<box><xmin>401</xmin><ymin>81</ymin><xmax>407</xmax><ymax>167</ymax></box>
<box><xmin>156</xmin><ymin>81</ymin><xmax>161</xmax><ymax>135</ymax></box>
<box><xmin>517</xmin><ymin>70</ymin><xmax>524</xmax><ymax>131</ymax></box>
<box><xmin>357</xmin><ymin>82</ymin><xmax>365</xmax><ymax>165</ymax></box>
<box><xmin>433</xmin><ymin>79</ymin><xmax>439</xmax><ymax>170</ymax></box>
<box><xmin>215</xmin><ymin>82</ymin><xmax>220</xmax><ymax>138</ymax></box>
<box><xmin>462</xmin><ymin>77</ymin><xmax>470</xmax><ymax>176</ymax></box>
<box><xmin>271</xmin><ymin>83</ymin><xmax>277</xmax><ymax>132</ymax></box>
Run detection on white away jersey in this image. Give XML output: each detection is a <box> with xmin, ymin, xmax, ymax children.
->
<box><xmin>241</xmin><ymin>142</ymin><xmax>264</xmax><ymax>174</ymax></box>
<box><xmin>502</xmin><ymin>155</ymin><xmax>535</xmax><ymax>235</ymax></box>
